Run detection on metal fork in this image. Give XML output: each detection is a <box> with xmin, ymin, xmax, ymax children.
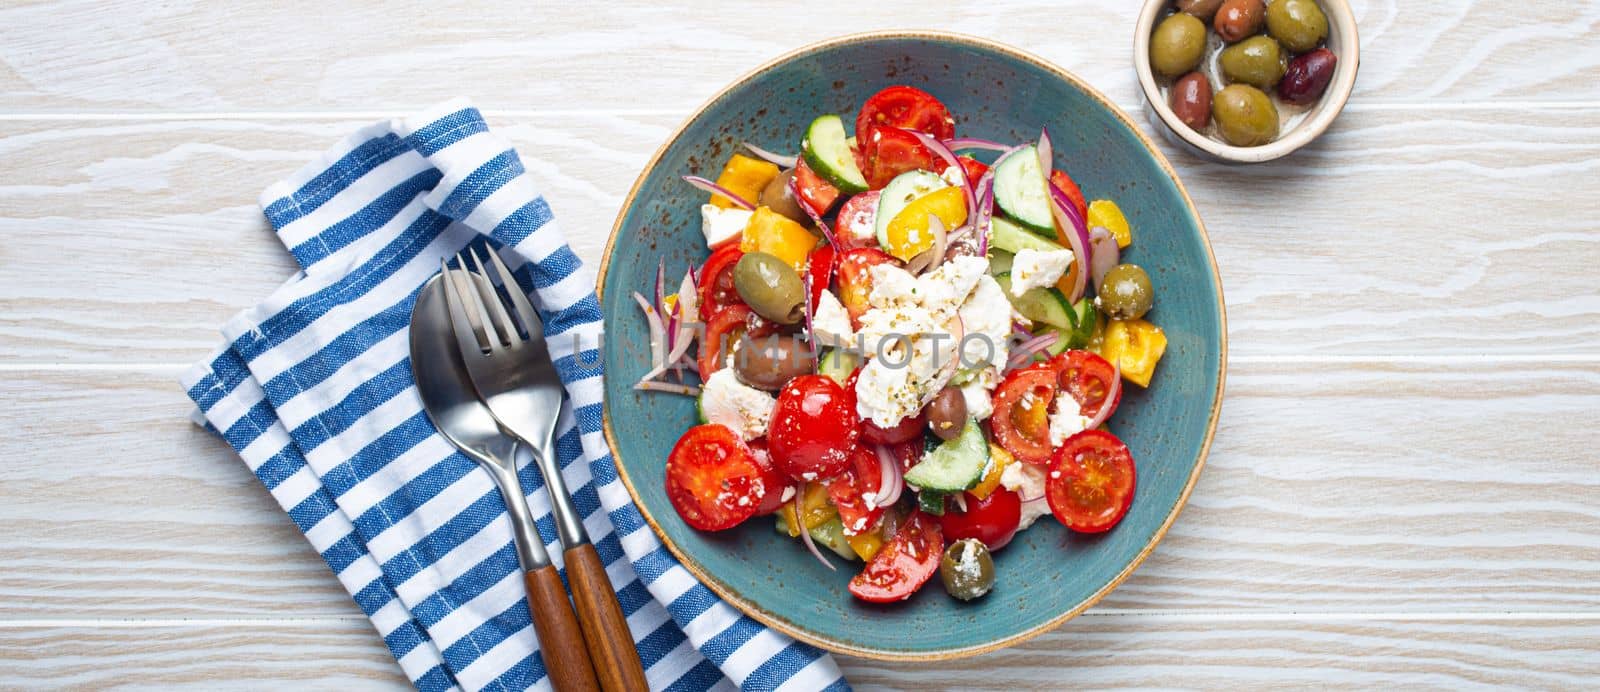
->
<box><xmin>442</xmin><ymin>248</ymin><xmax>647</xmax><ymax>692</ymax></box>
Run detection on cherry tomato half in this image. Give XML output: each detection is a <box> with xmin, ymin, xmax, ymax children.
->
<box><xmin>836</xmin><ymin>247</ymin><xmax>899</xmax><ymax>327</ymax></box>
<box><xmin>856</xmin><ymin>86</ymin><xmax>956</xmax><ymax>142</ymax></box>
<box><xmin>697</xmin><ymin>243</ymin><xmax>744</xmax><ymax>315</ymax></box>
<box><xmin>939</xmin><ymin>489</ymin><xmax>1023</xmax><ymax>552</ymax></box>
<box><xmin>747</xmin><ymin>439</ymin><xmax>791</xmax><ymax>516</ymax></box>
<box><xmin>887</xmin><ymin>438</ymin><xmax>926</xmax><ymax>472</ymax></box>
<box><xmin>835</xmin><ymin>191</ymin><xmax>881</xmax><ymax>249</ymax></box>
<box><xmin>861</xmin><ymin>411</ymin><xmax>926</xmax><ymax>446</ymax></box>
<box><xmin>990</xmin><ymin>367</ymin><xmax>1059</xmax><ymax>464</ymax></box>
<box><xmin>1049</xmin><ymin>350</ymin><xmax>1121</xmax><ymax>419</ymax></box>
<box><xmin>769</xmin><ymin>375</ymin><xmax>861</xmax><ymax>482</ymax></box>
<box><xmin>957</xmin><ymin>155</ymin><xmax>990</xmax><ymax>183</ymax></box>
<box><xmin>804</xmin><ymin>244</ymin><xmax>835</xmax><ymax>314</ymax></box>
<box><xmin>1046</xmin><ymin>429</ymin><xmax>1136</xmax><ymax>533</ymax></box>
<box><xmin>860</xmin><ymin>126</ymin><xmax>939</xmax><ymax>190</ymax></box>
<box><xmin>1049</xmin><ymin>169</ymin><xmax>1088</xmax><ymax>221</ymax></box>
<box><xmin>848</xmin><ymin>510</ymin><xmax>944</xmax><ymax>603</ymax></box>
<box><xmin>826</xmin><ymin>446</ymin><xmax>886</xmax><ymax>536</ymax></box>
<box><xmin>696</xmin><ymin>304</ymin><xmax>776</xmax><ymax>381</ymax></box>
<box><xmin>792</xmin><ymin>156</ymin><xmax>841</xmax><ymax>217</ymax></box>
<box><xmin>665</xmin><ymin>424</ymin><xmax>767</xmax><ymax>531</ymax></box>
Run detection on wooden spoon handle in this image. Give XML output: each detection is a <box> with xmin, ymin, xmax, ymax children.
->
<box><xmin>564</xmin><ymin>543</ymin><xmax>648</xmax><ymax>692</ymax></box>
<box><xmin>524</xmin><ymin>565</ymin><xmax>601</xmax><ymax>692</ymax></box>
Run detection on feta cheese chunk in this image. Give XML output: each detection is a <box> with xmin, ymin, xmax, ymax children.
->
<box><xmin>959</xmin><ymin>376</ymin><xmax>995</xmax><ymax>421</ymax></box>
<box><xmin>1000</xmin><ymin>462</ymin><xmax>1053</xmax><ymax>530</ymax></box>
<box><xmin>840</xmin><ymin>193</ymin><xmax>878</xmax><ymax>244</ymax></box>
<box><xmin>1009</xmin><ymin>248</ymin><xmax>1076</xmax><ymax>297</ymax></box>
<box><xmin>957</xmin><ymin>274</ymin><xmax>1012</xmax><ymax>375</ymax></box>
<box><xmin>811</xmin><ymin>290</ymin><xmax>855</xmax><ymax>348</ymax></box>
<box><xmin>1047</xmin><ymin>393</ymin><xmax>1092</xmax><ymax>447</ymax></box>
<box><xmin>698</xmin><ymin>368</ymin><xmax>775</xmax><ymax>440</ymax></box>
<box><xmin>700</xmin><ymin>204</ymin><xmax>752</xmax><ymax>248</ymax></box>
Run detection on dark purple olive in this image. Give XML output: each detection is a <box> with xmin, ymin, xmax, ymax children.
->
<box><xmin>1278</xmin><ymin>48</ymin><xmax>1338</xmax><ymax>106</ymax></box>
<box><xmin>1170</xmin><ymin>71</ymin><xmax>1213</xmax><ymax>132</ymax></box>
<box><xmin>925</xmin><ymin>386</ymin><xmax>968</xmax><ymax>441</ymax></box>
<box><xmin>732</xmin><ymin>334</ymin><xmax>816</xmax><ymax>390</ymax></box>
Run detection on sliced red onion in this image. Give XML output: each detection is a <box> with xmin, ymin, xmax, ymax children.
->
<box><xmin>1006</xmin><ymin>331</ymin><xmax>1059</xmax><ymax>370</ymax></box>
<box><xmin>1086</xmin><ymin>360</ymin><xmax>1123</xmax><ymax>429</ymax></box>
<box><xmin>872</xmin><ymin>444</ymin><xmax>905</xmax><ymax>509</ymax></box>
<box><xmin>632</xmin><ymin>291</ymin><xmax>666</xmax><ymax>371</ymax></box>
<box><xmin>742</xmin><ymin>142</ymin><xmax>797</xmax><ymax>169</ymax></box>
<box><xmin>1021</xmin><ymin>492</ymin><xmax>1047</xmax><ymax>505</ymax></box>
<box><xmin>904</xmin><ymin>129</ymin><xmax>975</xmax><ymax>221</ymax></box>
<box><xmin>904</xmin><ymin>247</ymin><xmax>936</xmax><ymax>276</ymax></box>
<box><xmin>1088</xmin><ymin>227</ymin><xmax>1120</xmax><ymax>292</ymax></box>
<box><xmin>1012</xmin><ymin>322</ymin><xmax>1032</xmax><ymax>340</ymax></box>
<box><xmin>1048</xmin><ymin>185</ymin><xmax>1091</xmax><ymax>303</ymax></box>
<box><xmin>1036</xmin><ymin>127</ymin><xmax>1054</xmax><ymax>180</ymax></box>
<box><xmin>633</xmin><ymin>381</ymin><xmax>700</xmax><ymax>396</ymax></box>
<box><xmin>789</xmin><ymin>174</ymin><xmax>839</xmax><ymax>249</ymax></box>
<box><xmin>974</xmin><ymin>172</ymin><xmax>996</xmax><ymax>256</ymax></box>
<box><xmin>801</xmin><ymin>272</ymin><xmax>817</xmax><ymax>342</ymax></box>
<box><xmin>682</xmin><ymin>175</ymin><xmax>755</xmax><ymax>210</ymax></box>
<box><xmin>795</xmin><ymin>483</ymin><xmax>836</xmax><ymax>571</ymax></box>
<box><xmin>665</xmin><ymin>270</ymin><xmax>699</xmax><ymax>369</ymax></box>
<box><xmin>926</xmin><ymin>214</ymin><xmax>949</xmax><ymax>271</ymax></box>
<box><xmin>944</xmin><ymin>137</ymin><xmax>1010</xmax><ymax>152</ymax></box>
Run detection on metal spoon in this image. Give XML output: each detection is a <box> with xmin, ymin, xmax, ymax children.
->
<box><xmin>410</xmin><ymin>273</ymin><xmax>600</xmax><ymax>692</ymax></box>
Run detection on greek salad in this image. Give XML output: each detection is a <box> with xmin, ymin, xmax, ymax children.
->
<box><xmin>633</xmin><ymin>85</ymin><xmax>1168</xmax><ymax>604</ymax></box>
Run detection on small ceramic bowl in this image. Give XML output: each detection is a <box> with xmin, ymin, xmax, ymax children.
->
<box><xmin>1135</xmin><ymin>0</ymin><xmax>1359</xmax><ymax>163</ymax></box>
<box><xmin>598</xmin><ymin>31</ymin><xmax>1226</xmax><ymax>660</ymax></box>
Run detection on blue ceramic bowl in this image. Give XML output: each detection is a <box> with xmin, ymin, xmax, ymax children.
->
<box><xmin>598</xmin><ymin>31</ymin><xmax>1225</xmax><ymax>660</ymax></box>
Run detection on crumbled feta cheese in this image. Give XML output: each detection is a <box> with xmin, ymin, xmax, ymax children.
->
<box><xmin>698</xmin><ymin>368</ymin><xmax>775</xmax><ymax>440</ymax></box>
<box><xmin>700</xmin><ymin>204</ymin><xmax>752</xmax><ymax>248</ymax></box>
<box><xmin>1010</xmin><ymin>248</ymin><xmax>1076</xmax><ymax>297</ymax></box>
<box><xmin>780</xmin><ymin>486</ymin><xmax>796</xmax><ymax>503</ymax></box>
<box><xmin>1000</xmin><ymin>463</ymin><xmax>1052</xmax><ymax>530</ymax></box>
<box><xmin>811</xmin><ymin>290</ymin><xmax>855</xmax><ymax>347</ymax></box>
<box><xmin>957</xmin><ymin>275</ymin><xmax>1011</xmax><ymax>374</ymax></box>
<box><xmin>1048</xmin><ymin>394</ymin><xmax>1092</xmax><ymax>447</ymax></box>
<box><xmin>867</xmin><ymin>263</ymin><xmax>921</xmax><ymax>309</ymax></box>
<box><xmin>840</xmin><ymin>194</ymin><xmax>878</xmax><ymax>244</ymax></box>
<box><xmin>954</xmin><ymin>539</ymin><xmax>983</xmax><ymax>579</ymax></box>
<box><xmin>959</xmin><ymin>376</ymin><xmax>995</xmax><ymax>421</ymax></box>
<box><xmin>940</xmin><ymin>164</ymin><xmax>969</xmax><ymax>189</ymax></box>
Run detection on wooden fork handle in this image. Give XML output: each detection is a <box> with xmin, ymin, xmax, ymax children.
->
<box><xmin>564</xmin><ymin>543</ymin><xmax>648</xmax><ymax>692</ymax></box>
<box><xmin>524</xmin><ymin>565</ymin><xmax>601</xmax><ymax>692</ymax></box>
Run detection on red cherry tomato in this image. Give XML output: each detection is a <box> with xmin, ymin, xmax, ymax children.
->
<box><xmin>835</xmin><ymin>191</ymin><xmax>881</xmax><ymax>249</ymax></box>
<box><xmin>1049</xmin><ymin>169</ymin><xmax>1088</xmax><ymax>221</ymax></box>
<box><xmin>697</xmin><ymin>244</ymin><xmax>744</xmax><ymax>315</ymax></box>
<box><xmin>769</xmin><ymin>375</ymin><xmax>861</xmax><ymax>481</ymax></box>
<box><xmin>859</xmin><ymin>126</ymin><xmax>940</xmax><ymax>190</ymax></box>
<box><xmin>1046</xmin><ymin>429</ymin><xmax>1137</xmax><ymax>533</ymax></box>
<box><xmin>804</xmin><ymin>244</ymin><xmax>835</xmax><ymax>313</ymax></box>
<box><xmin>792</xmin><ymin>156</ymin><xmax>841</xmax><ymax>216</ymax></box>
<box><xmin>1048</xmin><ymin>350</ymin><xmax>1121</xmax><ymax>419</ymax></box>
<box><xmin>848</xmin><ymin>510</ymin><xmax>944</xmax><ymax>603</ymax></box>
<box><xmin>856</xmin><ymin>86</ymin><xmax>956</xmax><ymax>142</ymax></box>
<box><xmin>747</xmin><ymin>440</ymin><xmax>791</xmax><ymax>516</ymax></box>
<box><xmin>939</xmin><ymin>489</ymin><xmax>1023</xmax><ymax>552</ymax></box>
<box><xmin>826</xmin><ymin>446</ymin><xmax>886</xmax><ymax>536</ymax></box>
<box><xmin>990</xmin><ymin>367</ymin><xmax>1059</xmax><ymax>464</ymax></box>
<box><xmin>886</xmin><ymin>438</ymin><xmax>926</xmax><ymax>472</ymax></box>
<box><xmin>861</xmin><ymin>411</ymin><xmax>926</xmax><ymax>446</ymax></box>
<box><xmin>957</xmin><ymin>155</ymin><xmax>990</xmax><ymax>183</ymax></box>
<box><xmin>696</xmin><ymin>304</ymin><xmax>776</xmax><ymax>381</ymax></box>
<box><xmin>664</xmin><ymin>424</ymin><xmax>767</xmax><ymax>531</ymax></box>
<box><xmin>836</xmin><ymin>247</ymin><xmax>899</xmax><ymax>327</ymax></box>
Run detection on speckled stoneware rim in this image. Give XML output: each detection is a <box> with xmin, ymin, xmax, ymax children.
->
<box><xmin>1133</xmin><ymin>0</ymin><xmax>1360</xmax><ymax>164</ymax></box>
<box><xmin>596</xmin><ymin>30</ymin><xmax>1228</xmax><ymax>661</ymax></box>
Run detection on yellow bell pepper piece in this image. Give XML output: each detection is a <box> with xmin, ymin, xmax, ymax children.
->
<box><xmin>845</xmin><ymin>530</ymin><xmax>884</xmax><ymax>562</ymax></box>
<box><xmin>741</xmin><ymin>206</ymin><xmax>818</xmax><ymax>273</ymax></box>
<box><xmin>883</xmin><ymin>186</ymin><xmax>968</xmax><ymax>262</ymax></box>
<box><xmin>711</xmin><ymin>154</ymin><xmax>779</xmax><ymax>209</ymax></box>
<box><xmin>969</xmin><ymin>443</ymin><xmax>1014</xmax><ymax>500</ymax></box>
<box><xmin>778</xmin><ymin>481</ymin><xmax>837</xmax><ymax>538</ymax></box>
<box><xmin>1087</xmin><ymin>199</ymin><xmax>1132</xmax><ymax>249</ymax></box>
<box><xmin>1101</xmin><ymin>318</ymin><xmax>1167</xmax><ymax>388</ymax></box>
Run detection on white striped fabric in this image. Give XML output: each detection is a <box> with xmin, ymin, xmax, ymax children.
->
<box><xmin>181</xmin><ymin>99</ymin><xmax>849</xmax><ymax>692</ymax></box>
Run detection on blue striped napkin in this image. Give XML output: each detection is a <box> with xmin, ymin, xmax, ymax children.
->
<box><xmin>180</xmin><ymin>98</ymin><xmax>848</xmax><ymax>691</ymax></box>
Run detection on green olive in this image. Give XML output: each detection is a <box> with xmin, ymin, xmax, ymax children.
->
<box><xmin>1220</xmin><ymin>35</ymin><xmax>1288</xmax><ymax>90</ymax></box>
<box><xmin>1098</xmin><ymin>264</ymin><xmax>1154</xmax><ymax>321</ymax></box>
<box><xmin>1267</xmin><ymin>0</ymin><xmax>1329</xmax><ymax>53</ymax></box>
<box><xmin>940</xmin><ymin>538</ymin><xmax>995</xmax><ymax>601</ymax></box>
<box><xmin>1149</xmin><ymin>13</ymin><xmax>1208</xmax><ymax>79</ymax></box>
<box><xmin>732</xmin><ymin>252</ymin><xmax>804</xmax><ymax>324</ymax></box>
<box><xmin>1211</xmin><ymin>84</ymin><xmax>1279</xmax><ymax>146</ymax></box>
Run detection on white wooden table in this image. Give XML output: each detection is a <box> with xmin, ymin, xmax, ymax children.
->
<box><xmin>2</xmin><ymin>1</ymin><xmax>1597</xmax><ymax>688</ymax></box>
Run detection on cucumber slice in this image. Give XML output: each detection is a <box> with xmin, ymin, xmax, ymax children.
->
<box><xmin>918</xmin><ymin>490</ymin><xmax>948</xmax><ymax>516</ymax></box>
<box><xmin>1036</xmin><ymin>324</ymin><xmax>1073</xmax><ymax>356</ymax></box>
<box><xmin>993</xmin><ymin>144</ymin><xmax>1055</xmax><ymax>234</ymax></box>
<box><xmin>801</xmin><ymin>115</ymin><xmax>868</xmax><ymax>194</ymax></box>
<box><xmin>987</xmin><ymin>249</ymin><xmax>1015</xmax><ymax>276</ymax></box>
<box><xmin>1066</xmin><ymin>298</ymin><xmax>1097</xmax><ymax>349</ymax></box>
<box><xmin>873</xmin><ymin>169</ymin><xmax>948</xmax><ymax>247</ymax></box>
<box><xmin>816</xmin><ymin>348</ymin><xmax>860</xmax><ymax>386</ymax></box>
<box><xmin>989</xmin><ymin>216</ymin><xmax>1065</xmax><ymax>255</ymax></box>
<box><xmin>993</xmin><ymin>272</ymin><xmax>1074</xmax><ymax>329</ymax></box>
<box><xmin>904</xmin><ymin>420</ymin><xmax>990</xmax><ymax>492</ymax></box>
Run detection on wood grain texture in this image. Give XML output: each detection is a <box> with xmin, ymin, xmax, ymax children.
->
<box><xmin>1</xmin><ymin>0</ymin><xmax>1597</xmax><ymax>114</ymax></box>
<box><xmin>3</xmin><ymin>362</ymin><xmax>1596</xmax><ymax>621</ymax></box>
<box><xmin>1</xmin><ymin>107</ymin><xmax>1597</xmax><ymax>364</ymax></box>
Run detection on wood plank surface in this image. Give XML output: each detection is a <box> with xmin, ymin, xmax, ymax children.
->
<box><xmin>1</xmin><ymin>106</ymin><xmax>1597</xmax><ymax>364</ymax></box>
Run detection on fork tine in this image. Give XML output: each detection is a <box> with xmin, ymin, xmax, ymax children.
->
<box><xmin>469</xmin><ymin>247</ymin><xmax>523</xmax><ymax>347</ymax></box>
<box><xmin>483</xmin><ymin>247</ymin><xmax>545</xmax><ymax>342</ymax></box>
<box><xmin>440</xmin><ymin>259</ymin><xmax>490</xmax><ymax>358</ymax></box>
<box><xmin>455</xmin><ymin>251</ymin><xmax>508</xmax><ymax>348</ymax></box>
